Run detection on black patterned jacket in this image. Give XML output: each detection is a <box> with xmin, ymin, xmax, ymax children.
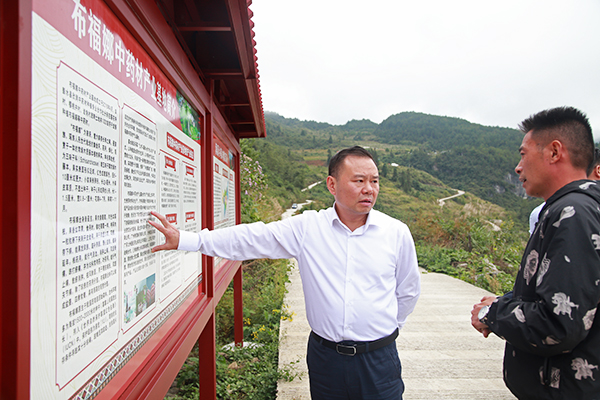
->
<box><xmin>486</xmin><ymin>180</ymin><xmax>600</xmax><ymax>400</ymax></box>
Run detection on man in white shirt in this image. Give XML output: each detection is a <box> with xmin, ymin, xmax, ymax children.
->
<box><xmin>149</xmin><ymin>146</ymin><xmax>421</xmax><ymax>399</ymax></box>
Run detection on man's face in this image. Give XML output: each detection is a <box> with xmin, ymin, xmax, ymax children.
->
<box><xmin>515</xmin><ymin>131</ymin><xmax>550</xmax><ymax>198</ymax></box>
<box><xmin>328</xmin><ymin>155</ymin><xmax>379</xmax><ymax>220</ymax></box>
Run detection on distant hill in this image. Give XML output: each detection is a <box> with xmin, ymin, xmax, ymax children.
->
<box><xmin>242</xmin><ymin>112</ymin><xmax>534</xmax><ymax>299</ymax></box>
<box><xmin>373</xmin><ymin>112</ymin><xmax>522</xmax><ymax>151</ymax></box>
<box><xmin>261</xmin><ymin>111</ymin><xmax>538</xmax><ymax>224</ymax></box>
<box><xmin>264</xmin><ymin>111</ymin><xmax>335</xmax><ymax>132</ymax></box>
<box><xmin>369</xmin><ymin>112</ymin><xmax>528</xmax><ymax>214</ymax></box>
<box><xmin>342</xmin><ymin>118</ymin><xmax>378</xmax><ymax>132</ymax></box>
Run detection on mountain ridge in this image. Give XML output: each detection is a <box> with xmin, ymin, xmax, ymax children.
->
<box><xmin>260</xmin><ymin>110</ymin><xmax>536</xmax><ymax>223</ymax></box>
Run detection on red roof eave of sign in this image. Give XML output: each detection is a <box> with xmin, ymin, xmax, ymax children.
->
<box><xmin>226</xmin><ymin>0</ymin><xmax>265</xmax><ymax>138</ymax></box>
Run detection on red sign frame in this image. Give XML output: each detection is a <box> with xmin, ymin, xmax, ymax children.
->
<box><xmin>1</xmin><ymin>0</ymin><xmax>253</xmax><ymax>398</ymax></box>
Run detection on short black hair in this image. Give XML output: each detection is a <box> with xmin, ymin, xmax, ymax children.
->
<box><xmin>518</xmin><ymin>106</ymin><xmax>594</xmax><ymax>171</ymax></box>
<box><xmin>587</xmin><ymin>148</ymin><xmax>600</xmax><ymax>177</ymax></box>
<box><xmin>328</xmin><ymin>146</ymin><xmax>375</xmax><ymax>178</ymax></box>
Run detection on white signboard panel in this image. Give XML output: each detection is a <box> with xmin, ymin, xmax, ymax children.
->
<box><xmin>212</xmin><ymin>136</ymin><xmax>237</xmax><ymax>269</ymax></box>
<box><xmin>30</xmin><ymin>0</ymin><xmax>203</xmax><ymax>397</ymax></box>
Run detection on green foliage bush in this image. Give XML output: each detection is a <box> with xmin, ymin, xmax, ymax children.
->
<box><xmin>214</xmin><ymin>257</ymin><xmax>298</xmax><ymax>399</ymax></box>
<box><xmin>166</xmin><ymin>334</ymin><xmax>298</xmax><ymax>400</ymax></box>
<box><xmin>167</xmin><ymin>257</ymin><xmax>296</xmax><ymax>400</ymax></box>
<box><xmin>414</xmin><ymin>209</ymin><xmax>525</xmax><ymax>295</ymax></box>
<box><xmin>215</xmin><ymin>340</ymin><xmax>297</xmax><ymax>400</ymax></box>
<box><xmin>215</xmin><ymin>258</ymin><xmax>292</xmax><ymax>345</ymax></box>
<box><xmin>241</xmin><ymin>138</ymin><xmax>321</xmax><ymax>209</ymax></box>
<box><xmin>240</xmin><ymin>141</ymin><xmax>268</xmax><ymax>223</ymax></box>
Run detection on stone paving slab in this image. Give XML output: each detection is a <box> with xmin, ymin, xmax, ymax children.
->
<box><xmin>276</xmin><ymin>265</ymin><xmax>517</xmax><ymax>400</ymax></box>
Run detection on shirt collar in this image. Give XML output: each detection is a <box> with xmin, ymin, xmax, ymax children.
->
<box><xmin>328</xmin><ymin>202</ymin><xmax>382</xmax><ymax>232</ymax></box>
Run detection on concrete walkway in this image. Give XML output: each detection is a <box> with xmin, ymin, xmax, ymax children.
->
<box><xmin>276</xmin><ymin>264</ymin><xmax>516</xmax><ymax>400</ymax></box>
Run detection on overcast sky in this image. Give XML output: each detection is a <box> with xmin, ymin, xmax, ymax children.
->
<box><xmin>250</xmin><ymin>0</ymin><xmax>600</xmax><ymax>139</ymax></box>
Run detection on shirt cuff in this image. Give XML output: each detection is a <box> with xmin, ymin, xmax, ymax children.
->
<box><xmin>178</xmin><ymin>230</ymin><xmax>201</xmax><ymax>252</ymax></box>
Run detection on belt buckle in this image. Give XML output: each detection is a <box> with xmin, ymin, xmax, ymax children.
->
<box><xmin>336</xmin><ymin>344</ymin><xmax>357</xmax><ymax>356</ymax></box>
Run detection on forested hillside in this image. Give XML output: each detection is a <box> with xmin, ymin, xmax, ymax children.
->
<box><xmin>260</xmin><ymin>111</ymin><xmax>540</xmax><ymax>223</ymax></box>
<box><xmin>241</xmin><ymin>126</ymin><xmax>528</xmax><ymax>298</ymax></box>
<box><xmin>373</xmin><ymin>112</ymin><xmax>523</xmax><ymax>150</ymax></box>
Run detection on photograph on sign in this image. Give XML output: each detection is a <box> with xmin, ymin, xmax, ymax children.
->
<box><xmin>213</xmin><ymin>135</ymin><xmax>237</xmax><ymax>269</ymax></box>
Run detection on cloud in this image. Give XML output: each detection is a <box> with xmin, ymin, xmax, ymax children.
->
<box><xmin>251</xmin><ymin>0</ymin><xmax>600</xmax><ymax>138</ymax></box>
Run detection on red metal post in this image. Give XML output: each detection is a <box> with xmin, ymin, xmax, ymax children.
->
<box><xmin>1</xmin><ymin>0</ymin><xmax>32</xmax><ymax>398</ymax></box>
<box><xmin>234</xmin><ymin>268</ymin><xmax>244</xmax><ymax>346</ymax></box>
<box><xmin>198</xmin><ymin>106</ymin><xmax>217</xmax><ymax>399</ymax></box>
<box><xmin>203</xmin><ymin>109</ymin><xmax>215</xmax><ymax>298</ymax></box>
<box><xmin>198</xmin><ymin>314</ymin><xmax>217</xmax><ymax>399</ymax></box>
<box><xmin>233</xmin><ymin>151</ymin><xmax>244</xmax><ymax>346</ymax></box>
<box><xmin>233</xmin><ymin>150</ymin><xmax>244</xmax><ymax>346</ymax></box>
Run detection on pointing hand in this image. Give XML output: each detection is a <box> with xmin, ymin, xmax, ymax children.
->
<box><xmin>148</xmin><ymin>211</ymin><xmax>180</xmax><ymax>252</ymax></box>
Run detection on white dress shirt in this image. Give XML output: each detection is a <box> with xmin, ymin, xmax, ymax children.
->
<box><xmin>529</xmin><ymin>202</ymin><xmax>545</xmax><ymax>235</ymax></box>
<box><xmin>178</xmin><ymin>206</ymin><xmax>421</xmax><ymax>342</ymax></box>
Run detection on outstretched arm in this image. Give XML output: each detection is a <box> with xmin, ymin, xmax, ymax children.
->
<box><xmin>148</xmin><ymin>211</ymin><xmax>180</xmax><ymax>252</ymax></box>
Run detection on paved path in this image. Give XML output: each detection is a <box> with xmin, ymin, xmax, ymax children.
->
<box><xmin>301</xmin><ymin>181</ymin><xmax>323</xmax><ymax>192</ymax></box>
<box><xmin>276</xmin><ymin>265</ymin><xmax>516</xmax><ymax>400</ymax></box>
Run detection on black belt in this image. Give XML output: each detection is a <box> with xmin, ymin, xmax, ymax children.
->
<box><xmin>310</xmin><ymin>328</ymin><xmax>399</xmax><ymax>356</ymax></box>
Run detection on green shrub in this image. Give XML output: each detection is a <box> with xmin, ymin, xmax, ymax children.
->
<box><xmin>215</xmin><ymin>331</ymin><xmax>298</xmax><ymax>399</ymax></box>
<box><xmin>166</xmin><ymin>258</ymin><xmax>297</xmax><ymax>400</ymax></box>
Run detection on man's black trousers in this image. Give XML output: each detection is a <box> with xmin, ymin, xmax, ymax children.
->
<box><xmin>307</xmin><ymin>332</ymin><xmax>404</xmax><ymax>400</ymax></box>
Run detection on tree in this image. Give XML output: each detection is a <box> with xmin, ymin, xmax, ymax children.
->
<box><xmin>381</xmin><ymin>163</ymin><xmax>389</xmax><ymax>178</ymax></box>
<box><xmin>402</xmin><ymin>169</ymin><xmax>411</xmax><ymax>193</ymax></box>
<box><xmin>239</xmin><ymin>140</ymin><xmax>268</xmax><ymax>223</ymax></box>
<box><xmin>369</xmin><ymin>148</ymin><xmax>379</xmax><ymax>167</ymax></box>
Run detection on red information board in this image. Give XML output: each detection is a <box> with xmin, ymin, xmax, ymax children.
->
<box><xmin>30</xmin><ymin>0</ymin><xmax>204</xmax><ymax>397</ymax></box>
<box><xmin>0</xmin><ymin>0</ymin><xmax>263</xmax><ymax>398</ymax></box>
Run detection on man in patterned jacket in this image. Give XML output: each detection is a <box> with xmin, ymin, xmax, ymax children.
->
<box><xmin>471</xmin><ymin>106</ymin><xmax>600</xmax><ymax>399</ymax></box>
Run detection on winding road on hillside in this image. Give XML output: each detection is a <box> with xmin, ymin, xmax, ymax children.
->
<box><xmin>301</xmin><ymin>180</ymin><xmax>322</xmax><ymax>192</ymax></box>
<box><xmin>438</xmin><ymin>189</ymin><xmax>465</xmax><ymax>206</ymax></box>
<box><xmin>281</xmin><ymin>200</ymin><xmax>312</xmax><ymax>220</ymax></box>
